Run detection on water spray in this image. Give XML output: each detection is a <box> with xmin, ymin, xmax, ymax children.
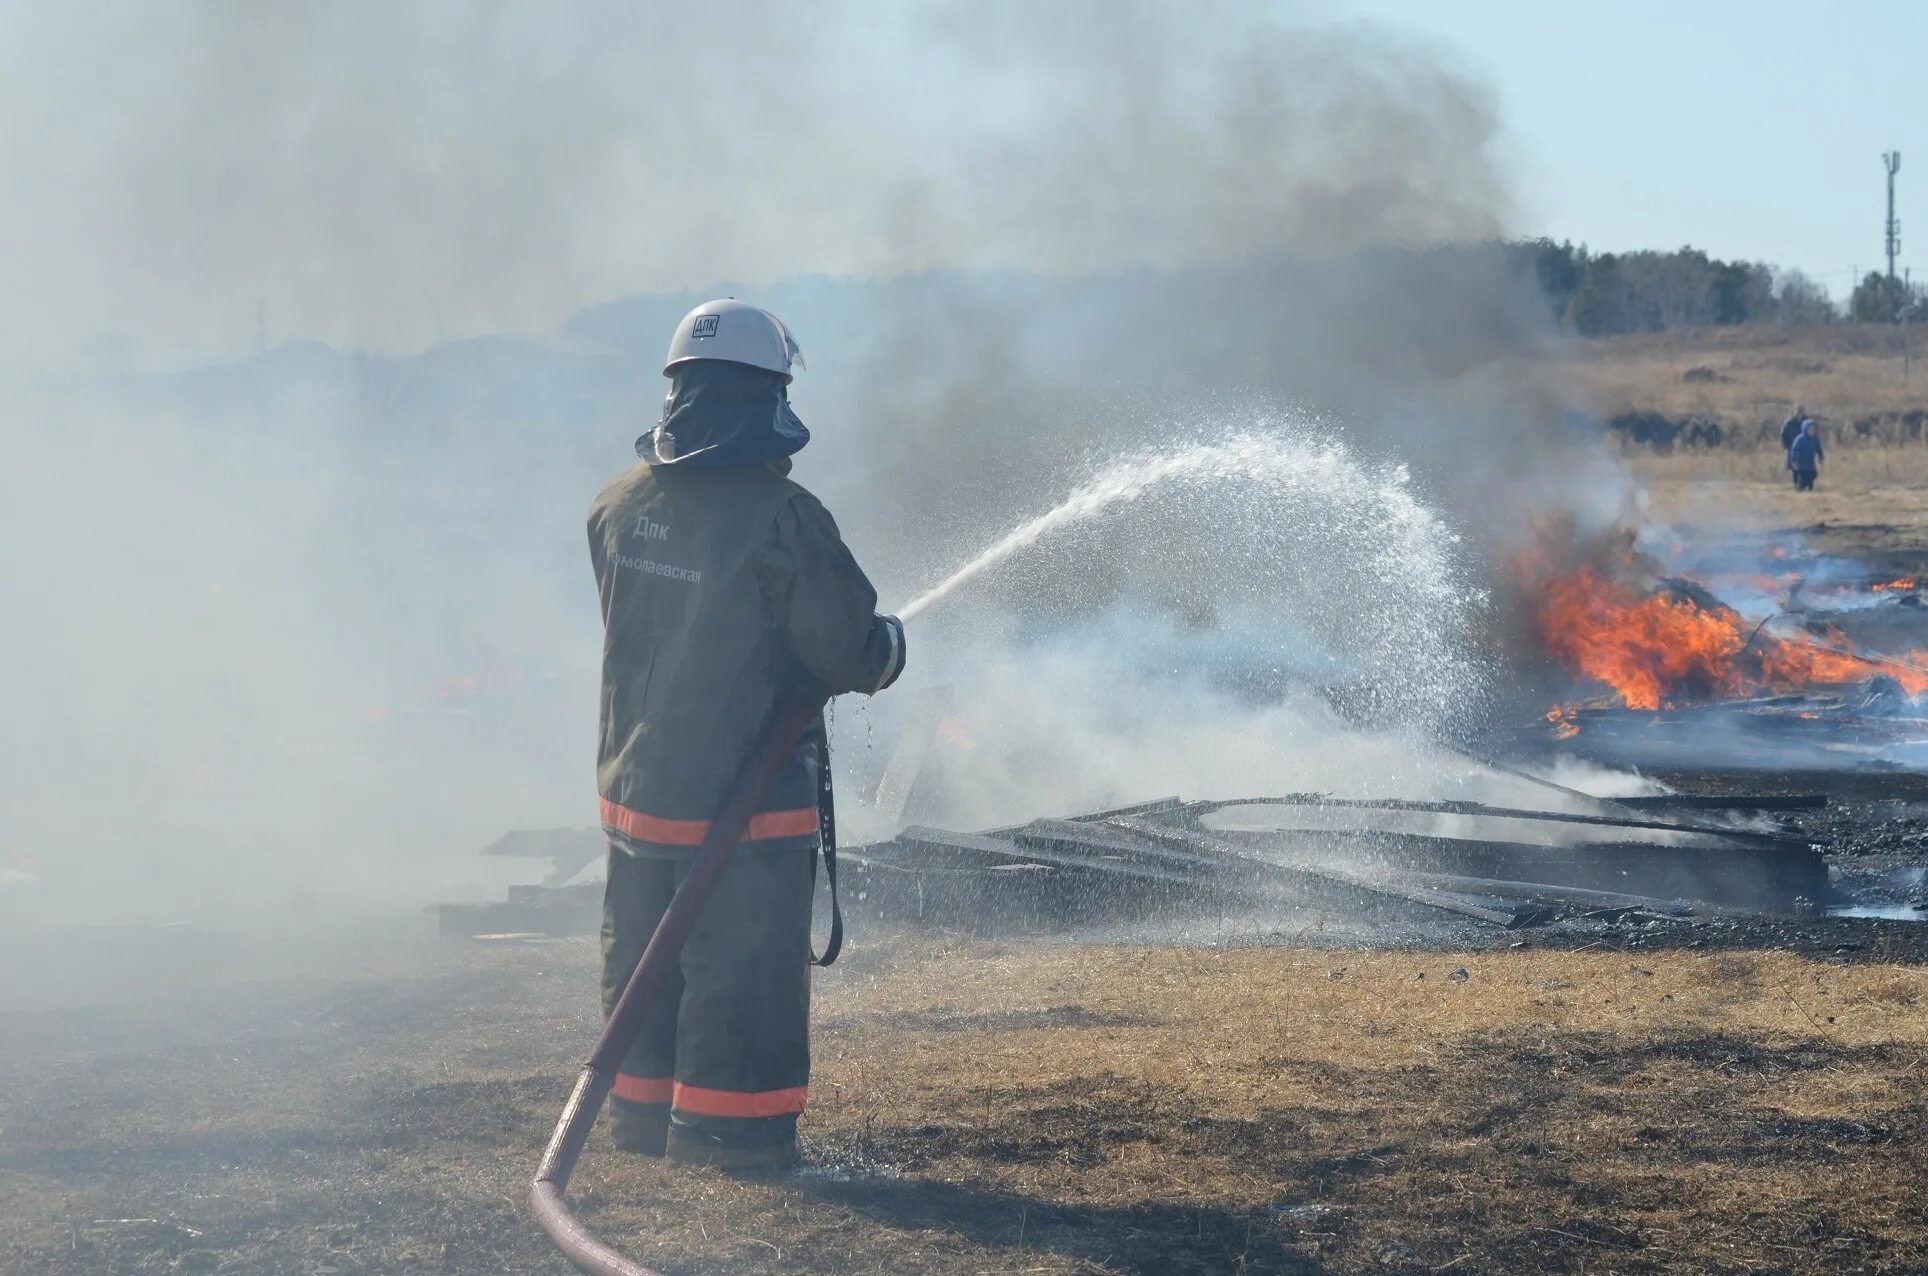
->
<box><xmin>897</xmin><ymin>429</ymin><xmax>1482</xmax><ymax>733</ymax></box>
<box><xmin>894</xmin><ymin>448</ymin><xmax>1211</xmax><ymax>624</ymax></box>
<box><xmin>895</xmin><ymin>432</ymin><xmax>1415</xmax><ymax>626</ymax></box>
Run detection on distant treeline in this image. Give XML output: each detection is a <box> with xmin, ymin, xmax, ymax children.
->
<box><xmin>1518</xmin><ymin>240</ymin><xmax>1926</xmax><ymax>334</ymax></box>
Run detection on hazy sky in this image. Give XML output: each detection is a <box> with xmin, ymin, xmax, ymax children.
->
<box><xmin>1355</xmin><ymin>0</ymin><xmax>1921</xmax><ymax>296</ymax></box>
<box><xmin>0</xmin><ymin>1</ymin><xmax>1914</xmax><ymax>367</ymax></box>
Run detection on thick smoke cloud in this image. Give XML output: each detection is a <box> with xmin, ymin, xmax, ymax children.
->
<box><xmin>0</xmin><ymin>0</ymin><xmax>1504</xmax><ymax>365</ymax></box>
<box><xmin>2</xmin><ymin>2</ymin><xmax>1590</xmax><ymax>926</ymax></box>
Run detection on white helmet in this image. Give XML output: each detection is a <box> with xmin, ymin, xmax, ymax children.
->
<box><xmin>663</xmin><ymin>299</ymin><xmax>805</xmax><ymax>380</ymax></box>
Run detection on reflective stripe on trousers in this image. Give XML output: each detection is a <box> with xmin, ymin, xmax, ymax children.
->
<box><xmin>614</xmin><ymin>1073</ymin><xmax>808</xmax><ymax>1118</ymax></box>
<box><xmin>599</xmin><ymin>796</ymin><xmax>818</xmax><ymax>847</ymax></box>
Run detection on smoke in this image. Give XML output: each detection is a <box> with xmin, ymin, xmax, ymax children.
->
<box><xmin>0</xmin><ymin>0</ymin><xmax>1506</xmax><ymax>366</ymax></box>
<box><xmin>0</xmin><ymin>383</ymin><xmax>600</xmax><ymax>923</ymax></box>
<box><xmin>1</xmin><ymin>2</ymin><xmax>1615</xmax><ymax>926</ymax></box>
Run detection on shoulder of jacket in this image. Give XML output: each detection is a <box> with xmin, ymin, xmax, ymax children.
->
<box><xmin>756</xmin><ymin>480</ymin><xmax>845</xmax><ymax>559</ymax></box>
<box><xmin>773</xmin><ymin>478</ymin><xmax>835</xmax><ymax>525</ymax></box>
<box><xmin>589</xmin><ymin>463</ymin><xmax>653</xmax><ymax>518</ymax></box>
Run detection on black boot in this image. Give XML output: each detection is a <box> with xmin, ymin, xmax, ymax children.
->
<box><xmin>665</xmin><ymin>1112</ymin><xmax>802</xmax><ymax>1175</ymax></box>
<box><xmin>609</xmin><ymin>1098</ymin><xmax>669</xmax><ymax>1156</ymax></box>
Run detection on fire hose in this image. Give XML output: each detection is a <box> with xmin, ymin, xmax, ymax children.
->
<box><xmin>530</xmin><ymin>693</ymin><xmax>828</xmax><ymax>1276</ymax></box>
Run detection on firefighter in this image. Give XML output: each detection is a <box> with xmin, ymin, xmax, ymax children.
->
<box><xmin>588</xmin><ymin>299</ymin><xmax>906</xmax><ymax>1172</ymax></box>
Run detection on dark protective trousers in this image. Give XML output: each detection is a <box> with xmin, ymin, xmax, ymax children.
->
<box><xmin>1793</xmin><ymin>467</ymin><xmax>1817</xmax><ymax>491</ymax></box>
<box><xmin>600</xmin><ymin>842</ymin><xmax>814</xmax><ymax>1154</ymax></box>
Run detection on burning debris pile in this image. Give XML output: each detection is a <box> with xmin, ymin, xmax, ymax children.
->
<box><xmin>1511</xmin><ymin>522</ymin><xmax>1928</xmax><ymax>768</ymax></box>
<box><xmin>1530</xmin><ymin>568</ymin><xmax>1928</xmax><ymax>711</ymax></box>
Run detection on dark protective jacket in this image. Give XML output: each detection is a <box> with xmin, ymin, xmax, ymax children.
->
<box><xmin>1789</xmin><ymin>432</ymin><xmax>1824</xmax><ymax>471</ymax></box>
<box><xmin>588</xmin><ymin>459</ymin><xmax>903</xmax><ymax>856</ymax></box>
<box><xmin>1781</xmin><ymin>415</ymin><xmax>1806</xmax><ymax>452</ymax></box>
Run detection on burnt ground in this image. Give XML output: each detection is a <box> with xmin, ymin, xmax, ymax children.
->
<box><xmin>1500</xmin><ymin>765</ymin><xmax>1928</xmax><ymax>965</ymax></box>
<box><xmin>1658</xmin><ymin>766</ymin><xmax>1928</xmax><ymax>870</ymax></box>
<box><xmin>3</xmin><ymin>921</ymin><xmax>1926</xmax><ymax>1275</ymax></box>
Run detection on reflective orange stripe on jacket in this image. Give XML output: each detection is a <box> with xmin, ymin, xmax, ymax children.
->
<box><xmin>599</xmin><ymin>797</ymin><xmax>818</xmax><ymax>846</ymax></box>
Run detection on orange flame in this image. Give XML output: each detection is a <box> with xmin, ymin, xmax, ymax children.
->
<box><xmin>1523</xmin><ymin>558</ymin><xmax>1928</xmax><ymax>711</ymax></box>
<box><xmin>1758</xmin><ymin>626</ymin><xmax>1928</xmax><ymax>694</ymax></box>
<box><xmin>1534</xmin><ymin>568</ymin><xmax>1745</xmax><ymax>709</ymax></box>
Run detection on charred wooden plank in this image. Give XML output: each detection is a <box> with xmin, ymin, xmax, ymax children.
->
<box><xmin>1096</xmin><ymin>816</ymin><xmax>1534</xmax><ymax>927</ymax></box>
<box><xmin>1438</xmin><ymin>746</ymin><xmax>1618</xmax><ymax>809</ymax></box>
<box><xmin>847</xmin><ymin>843</ymin><xmax>1065</xmax><ymax>932</ymax></box>
<box><xmin>1069</xmin><ymin>796</ymin><xmax>1184</xmax><ymax>822</ymax></box>
<box><xmin>871</xmin><ymin>829</ymin><xmax>1130</xmax><ymax>931</ymax></box>
<box><xmin>888</xmin><ymin>820</ymin><xmax>1554</xmax><ymax>930</ymax></box>
<box><xmin>1610</xmin><ymin>794</ymin><xmax>1828</xmax><ymax>812</ymax></box>
<box><xmin>872</xmin><ymin>827</ymin><xmax>1035</xmax><ymax>872</ymax></box>
<box><xmin>898</xmin><ymin>824</ymin><xmax>1205</xmax><ymax>888</ymax></box>
<box><xmin>1437</xmin><ymin>743</ymin><xmax>1804</xmax><ymax>838</ymax></box>
<box><xmin>1280</xmin><ymin>863</ymin><xmax>1535</xmax><ymax>927</ymax></box>
<box><xmin>1189</xmin><ymin>794</ymin><xmax>1808</xmax><ymax>850</ymax></box>
<box><xmin>1453</xmin><ymin>741</ymin><xmax>1765</xmax><ymax>839</ymax></box>
<box><xmin>1014</xmin><ymin>819</ymin><xmax>1290</xmax><ymax>890</ymax></box>
<box><xmin>970</xmin><ymin>798</ymin><xmax>1183</xmax><ymax>842</ymax></box>
<box><xmin>1389</xmin><ymin>871</ymin><xmax>1701</xmax><ymax>916</ymax></box>
<box><xmin>1197</xmin><ymin>822</ymin><xmax>1824</xmax><ymax>913</ymax></box>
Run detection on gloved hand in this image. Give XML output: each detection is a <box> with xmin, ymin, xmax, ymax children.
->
<box><xmin>869</xmin><ymin>614</ymin><xmax>907</xmax><ymax>693</ymax></box>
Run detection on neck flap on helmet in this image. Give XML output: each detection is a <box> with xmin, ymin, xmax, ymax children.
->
<box><xmin>638</xmin><ymin>359</ymin><xmax>810</xmax><ymax>468</ymax></box>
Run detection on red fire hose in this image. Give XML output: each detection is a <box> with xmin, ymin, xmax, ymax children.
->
<box><xmin>530</xmin><ymin>694</ymin><xmax>828</xmax><ymax>1276</ymax></box>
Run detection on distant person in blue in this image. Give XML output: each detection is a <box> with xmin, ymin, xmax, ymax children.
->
<box><xmin>1788</xmin><ymin>419</ymin><xmax>1824</xmax><ymax>491</ymax></box>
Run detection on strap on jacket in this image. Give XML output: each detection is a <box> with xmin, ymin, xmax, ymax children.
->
<box><xmin>811</xmin><ymin>724</ymin><xmax>843</xmax><ymax>967</ymax></box>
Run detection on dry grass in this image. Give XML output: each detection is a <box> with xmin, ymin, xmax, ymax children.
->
<box><xmin>1566</xmin><ymin>325</ymin><xmax>1928</xmax><ymax>449</ymax></box>
<box><xmin>1627</xmin><ymin>451</ymin><xmax>1928</xmax><ymax>534</ymax></box>
<box><xmin>5</xmin><ymin>935</ymin><xmax>1925</xmax><ymax>1274</ymax></box>
<box><xmin>1626</xmin><ymin>442</ymin><xmax>1928</xmax><ymax>487</ymax></box>
<box><xmin>565</xmin><ymin>938</ymin><xmax>1928</xmax><ymax>1275</ymax></box>
<box><xmin>1563</xmin><ymin>325</ymin><xmax>1928</xmax><ymax>533</ymax></box>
